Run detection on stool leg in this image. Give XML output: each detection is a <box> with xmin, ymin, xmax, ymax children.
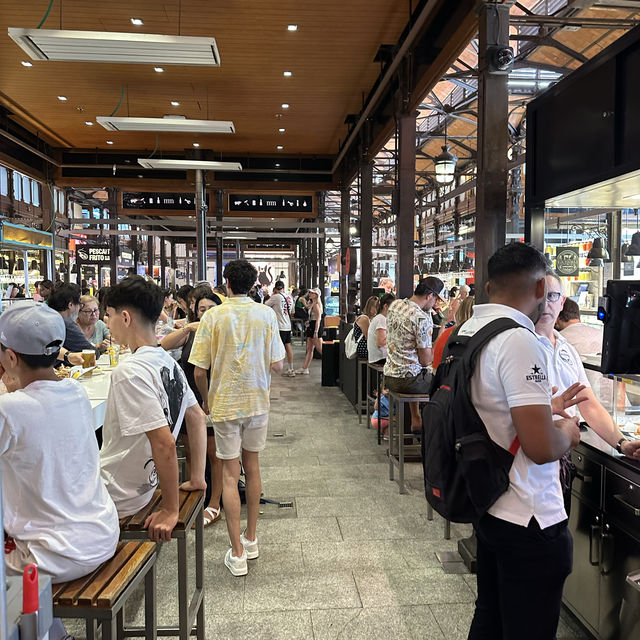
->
<box><xmin>86</xmin><ymin>619</ymin><xmax>98</xmax><ymax>640</ymax></box>
<box><xmin>357</xmin><ymin>363</ymin><xmax>363</xmax><ymax>424</ymax></box>
<box><xmin>178</xmin><ymin>538</ymin><xmax>189</xmax><ymax>640</ymax></box>
<box><xmin>427</xmin><ymin>503</ymin><xmax>434</xmax><ymax>521</ymax></box>
<box><xmin>116</xmin><ymin>608</ymin><xmax>124</xmax><ymax>640</ymax></box>
<box><xmin>398</xmin><ymin>402</ymin><xmax>406</xmax><ymax>494</ymax></box>
<box><xmin>444</xmin><ymin>519</ymin><xmax>451</xmax><ymax>540</ymax></box>
<box><xmin>144</xmin><ymin>561</ymin><xmax>157</xmax><ymax>640</ymax></box>
<box><xmin>377</xmin><ymin>372</ymin><xmax>382</xmax><ymax>446</ymax></box>
<box><xmin>102</xmin><ymin>617</ymin><xmax>114</xmax><ymax>640</ymax></box>
<box><xmin>196</xmin><ymin>503</ymin><xmax>205</xmax><ymax>640</ymax></box>
<box><xmin>366</xmin><ymin>367</ymin><xmax>371</xmax><ymax>429</ymax></box>
<box><xmin>388</xmin><ymin>398</ymin><xmax>394</xmax><ymax>481</ymax></box>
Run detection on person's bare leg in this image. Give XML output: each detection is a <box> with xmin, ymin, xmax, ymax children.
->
<box><xmin>313</xmin><ymin>336</ymin><xmax>323</xmax><ymax>355</ymax></box>
<box><xmin>410</xmin><ymin>401</ymin><xmax>421</xmax><ymax>429</ymax></box>
<box><xmin>302</xmin><ymin>338</ymin><xmax>313</xmax><ymax>369</ymax></box>
<box><xmin>206</xmin><ymin>435</ymin><xmax>222</xmax><ymax>511</ymax></box>
<box><xmin>285</xmin><ymin>342</ymin><xmax>294</xmax><ymax>368</ymax></box>
<box><xmin>222</xmin><ymin>458</ymin><xmax>243</xmax><ymax>557</ymax></box>
<box><xmin>241</xmin><ymin>449</ymin><xmax>262</xmax><ymax>541</ymax></box>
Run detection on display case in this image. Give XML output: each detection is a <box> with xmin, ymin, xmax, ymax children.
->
<box><xmin>563</xmin><ymin>357</ymin><xmax>640</xmax><ymax>640</ymax></box>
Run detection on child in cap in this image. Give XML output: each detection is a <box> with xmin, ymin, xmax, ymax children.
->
<box><xmin>0</xmin><ymin>301</ymin><xmax>119</xmax><ymax>585</ymax></box>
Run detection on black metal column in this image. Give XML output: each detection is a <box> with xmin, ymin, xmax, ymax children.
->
<box><xmin>159</xmin><ymin>235</ymin><xmax>167</xmax><ymax>288</ymax></box>
<box><xmin>608</xmin><ymin>210</ymin><xmax>622</xmax><ymax>280</ymax></box>
<box><xmin>474</xmin><ymin>1</ymin><xmax>510</xmax><ymax>303</ymax></box>
<box><xmin>525</xmin><ymin>203</ymin><xmax>545</xmax><ymax>252</ymax></box>
<box><xmin>318</xmin><ymin>192</ymin><xmax>326</xmax><ymax>294</ymax></box>
<box><xmin>195</xmin><ymin>169</ymin><xmax>207</xmax><ymax>282</ymax></box>
<box><xmin>397</xmin><ymin>111</ymin><xmax>417</xmax><ymax>299</ymax></box>
<box><xmin>340</xmin><ymin>186</ymin><xmax>350</xmax><ymax>317</ymax></box>
<box><xmin>107</xmin><ymin>188</ymin><xmax>118</xmax><ymax>286</ymax></box>
<box><xmin>170</xmin><ymin>241</ymin><xmax>177</xmax><ymax>287</ymax></box>
<box><xmin>360</xmin><ymin>160</ymin><xmax>374</xmax><ymax>304</ymax></box>
<box><xmin>311</xmin><ymin>234</ymin><xmax>319</xmax><ymax>286</ymax></box>
<box><xmin>215</xmin><ymin>189</ymin><xmax>224</xmax><ymax>285</ymax></box>
<box><xmin>147</xmin><ymin>230</ymin><xmax>155</xmax><ymax>282</ymax></box>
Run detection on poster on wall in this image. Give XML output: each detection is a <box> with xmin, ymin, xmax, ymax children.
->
<box><xmin>555</xmin><ymin>247</ymin><xmax>580</xmax><ymax>277</ymax></box>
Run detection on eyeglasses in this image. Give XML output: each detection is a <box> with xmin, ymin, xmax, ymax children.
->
<box><xmin>546</xmin><ymin>292</ymin><xmax>562</xmax><ymax>303</ymax></box>
<box><xmin>80</xmin><ymin>308</ymin><xmax>100</xmax><ymax>315</ymax></box>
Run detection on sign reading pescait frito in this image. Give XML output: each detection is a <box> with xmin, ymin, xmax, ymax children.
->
<box><xmin>76</xmin><ymin>244</ymin><xmax>111</xmax><ymax>265</ymax></box>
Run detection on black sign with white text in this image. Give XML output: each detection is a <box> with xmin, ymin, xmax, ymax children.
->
<box><xmin>76</xmin><ymin>244</ymin><xmax>111</xmax><ymax>265</ymax></box>
<box><xmin>122</xmin><ymin>192</ymin><xmax>208</xmax><ymax>210</ymax></box>
<box><xmin>228</xmin><ymin>194</ymin><xmax>313</xmax><ymax>213</ymax></box>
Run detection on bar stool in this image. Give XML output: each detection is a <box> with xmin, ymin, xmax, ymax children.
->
<box><xmin>366</xmin><ymin>362</ymin><xmax>385</xmax><ymax>443</ymax></box>
<box><xmin>356</xmin><ymin>358</ymin><xmax>368</xmax><ymax>423</ymax></box>
<box><xmin>387</xmin><ymin>391</ymin><xmax>429</xmax><ymax>494</ymax></box>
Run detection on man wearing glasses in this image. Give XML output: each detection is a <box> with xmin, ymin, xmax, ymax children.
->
<box><xmin>47</xmin><ymin>283</ymin><xmax>97</xmax><ymax>355</ymax></box>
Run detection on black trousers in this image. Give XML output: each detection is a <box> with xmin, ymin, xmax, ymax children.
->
<box><xmin>468</xmin><ymin>514</ymin><xmax>573</xmax><ymax>640</ymax></box>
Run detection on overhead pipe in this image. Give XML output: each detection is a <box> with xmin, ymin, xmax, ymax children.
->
<box><xmin>331</xmin><ymin>0</ymin><xmax>439</xmax><ymax>174</ymax></box>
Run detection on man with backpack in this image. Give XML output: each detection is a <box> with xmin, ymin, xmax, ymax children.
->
<box><xmin>449</xmin><ymin>243</ymin><xmax>582</xmax><ymax>639</ymax></box>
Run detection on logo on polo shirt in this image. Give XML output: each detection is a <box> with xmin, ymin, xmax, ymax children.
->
<box><xmin>559</xmin><ymin>348</ymin><xmax>573</xmax><ymax>365</ymax></box>
<box><xmin>526</xmin><ymin>364</ymin><xmax>547</xmax><ymax>382</ymax></box>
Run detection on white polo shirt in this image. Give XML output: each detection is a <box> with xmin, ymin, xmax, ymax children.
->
<box><xmin>458</xmin><ymin>303</ymin><xmax>566</xmax><ymax>529</ymax></box>
<box><xmin>537</xmin><ymin>330</ymin><xmax>590</xmax><ymax>418</ymax></box>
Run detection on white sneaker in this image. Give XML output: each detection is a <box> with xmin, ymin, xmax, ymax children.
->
<box><xmin>224</xmin><ymin>548</ymin><xmax>248</xmax><ymax>576</ymax></box>
<box><xmin>240</xmin><ymin>532</ymin><xmax>259</xmax><ymax>559</ymax></box>
<box><xmin>283</xmin><ymin>369</ymin><xmax>295</xmax><ymax>377</ymax></box>
<box><xmin>294</xmin><ymin>368</ymin><xmax>310</xmax><ymax>375</ymax></box>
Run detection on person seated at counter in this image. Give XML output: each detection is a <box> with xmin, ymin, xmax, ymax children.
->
<box><xmin>535</xmin><ymin>271</ymin><xmax>640</xmax><ymax>510</ymax></box>
<box><xmin>100</xmin><ymin>276</ymin><xmax>207</xmax><ymax>542</ymax></box>
<box><xmin>77</xmin><ymin>294</ymin><xmax>111</xmax><ymax>352</ymax></box>
<box><xmin>0</xmin><ymin>301</ymin><xmax>119</xmax><ymax>640</ymax></box>
<box><xmin>38</xmin><ymin>279</ymin><xmax>54</xmax><ymax>303</ymax></box>
<box><xmin>48</xmin><ymin>282</ymin><xmax>97</xmax><ymax>354</ymax></box>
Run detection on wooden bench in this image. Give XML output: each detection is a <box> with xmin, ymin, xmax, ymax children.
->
<box><xmin>119</xmin><ymin>489</ymin><xmax>205</xmax><ymax>640</ymax></box>
<box><xmin>52</xmin><ymin>541</ymin><xmax>157</xmax><ymax>640</ymax></box>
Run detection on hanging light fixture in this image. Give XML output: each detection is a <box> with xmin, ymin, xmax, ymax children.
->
<box><xmin>621</xmin><ymin>243</ymin><xmax>634</xmax><ymax>262</ymax></box>
<box><xmin>625</xmin><ymin>210</ymin><xmax>640</xmax><ymax>255</ymax></box>
<box><xmin>434</xmin><ymin>113</ymin><xmax>458</xmax><ymax>185</ymax></box>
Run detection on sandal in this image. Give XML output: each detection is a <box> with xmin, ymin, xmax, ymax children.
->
<box><xmin>193</xmin><ymin>506</ymin><xmax>222</xmax><ymax>529</ymax></box>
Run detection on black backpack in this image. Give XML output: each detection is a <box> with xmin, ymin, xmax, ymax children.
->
<box><xmin>421</xmin><ymin>317</ymin><xmax>523</xmax><ymax>524</ymax></box>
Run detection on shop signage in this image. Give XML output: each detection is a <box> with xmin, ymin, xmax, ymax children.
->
<box><xmin>228</xmin><ymin>194</ymin><xmax>313</xmax><ymax>213</ymax></box>
<box><xmin>555</xmin><ymin>247</ymin><xmax>580</xmax><ymax>277</ymax></box>
<box><xmin>122</xmin><ymin>192</ymin><xmax>208</xmax><ymax>210</ymax></box>
<box><xmin>624</xmin><ymin>261</ymin><xmax>635</xmax><ymax>276</ymax></box>
<box><xmin>119</xmin><ymin>249</ymin><xmax>134</xmax><ymax>266</ymax></box>
<box><xmin>76</xmin><ymin>244</ymin><xmax>112</xmax><ymax>265</ymax></box>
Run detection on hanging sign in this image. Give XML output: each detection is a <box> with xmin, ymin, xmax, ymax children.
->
<box><xmin>555</xmin><ymin>247</ymin><xmax>580</xmax><ymax>277</ymax></box>
<box><xmin>76</xmin><ymin>244</ymin><xmax>112</xmax><ymax>265</ymax></box>
<box><xmin>122</xmin><ymin>192</ymin><xmax>208</xmax><ymax>211</ymax></box>
<box><xmin>624</xmin><ymin>261</ymin><xmax>635</xmax><ymax>276</ymax></box>
<box><xmin>228</xmin><ymin>193</ymin><xmax>313</xmax><ymax>213</ymax></box>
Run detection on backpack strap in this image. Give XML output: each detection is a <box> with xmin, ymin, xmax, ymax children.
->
<box><xmin>462</xmin><ymin>317</ymin><xmax>523</xmax><ymax>371</ymax></box>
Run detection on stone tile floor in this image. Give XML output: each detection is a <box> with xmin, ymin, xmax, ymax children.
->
<box><xmin>67</xmin><ymin>346</ymin><xmax>592</xmax><ymax>639</ymax></box>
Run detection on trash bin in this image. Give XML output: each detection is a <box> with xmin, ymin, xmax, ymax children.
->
<box><xmin>321</xmin><ymin>340</ymin><xmax>340</xmax><ymax>386</ymax></box>
<box><xmin>620</xmin><ymin>569</ymin><xmax>640</xmax><ymax>638</ymax></box>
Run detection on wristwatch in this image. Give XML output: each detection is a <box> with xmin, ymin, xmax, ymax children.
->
<box><xmin>63</xmin><ymin>351</ymin><xmax>71</xmax><ymax>367</ymax></box>
<box><xmin>616</xmin><ymin>437</ymin><xmax>627</xmax><ymax>454</ymax></box>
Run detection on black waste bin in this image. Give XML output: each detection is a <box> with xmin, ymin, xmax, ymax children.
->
<box><xmin>322</xmin><ymin>340</ymin><xmax>340</xmax><ymax>386</ymax></box>
<box><xmin>620</xmin><ymin>569</ymin><xmax>640</xmax><ymax>638</ymax></box>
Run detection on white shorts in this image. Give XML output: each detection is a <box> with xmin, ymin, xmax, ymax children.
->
<box><xmin>213</xmin><ymin>413</ymin><xmax>269</xmax><ymax>459</ymax></box>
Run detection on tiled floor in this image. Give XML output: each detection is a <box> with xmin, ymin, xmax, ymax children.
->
<box><xmin>68</xmin><ymin>345</ymin><xmax>592</xmax><ymax>639</ymax></box>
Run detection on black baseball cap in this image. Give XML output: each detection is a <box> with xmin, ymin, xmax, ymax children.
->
<box><xmin>415</xmin><ymin>276</ymin><xmax>447</xmax><ymax>301</ymax></box>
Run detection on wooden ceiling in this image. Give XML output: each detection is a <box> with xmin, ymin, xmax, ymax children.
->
<box><xmin>0</xmin><ymin>0</ymin><xmax>412</xmax><ymax>155</ymax></box>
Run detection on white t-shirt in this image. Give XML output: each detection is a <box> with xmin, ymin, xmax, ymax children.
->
<box><xmin>0</xmin><ymin>379</ymin><xmax>119</xmax><ymax>581</ymax></box>
<box><xmin>367</xmin><ymin>313</ymin><xmax>388</xmax><ymax>363</ymax></box>
<box><xmin>101</xmin><ymin>345</ymin><xmax>197</xmax><ymax>517</ymax></box>
<box><xmin>265</xmin><ymin>292</ymin><xmax>292</xmax><ymax>332</ymax></box>
<box><xmin>458</xmin><ymin>303</ymin><xmax>566</xmax><ymax>529</ymax></box>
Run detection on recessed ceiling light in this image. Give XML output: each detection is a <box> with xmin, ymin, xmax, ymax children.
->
<box><xmin>278</xmin><ymin>128</ymin><xmax>285</xmax><ymax>132</ymax></box>
<box><xmin>21</xmin><ymin>60</ymin><xmax>32</xmax><ymax>67</ymax></box>
<box><xmin>276</xmin><ymin>145</ymin><xmax>284</xmax><ymax>150</ymax></box>
<box><xmin>57</xmin><ymin>95</ymin><xmax>67</xmax><ymax>101</ymax></box>
<box><xmin>85</xmin><ymin>121</ymin><xmax>93</xmax><ymax>125</ymax></box>
<box><xmin>281</xmin><ymin>103</ymin><xmax>290</xmax><ymax>109</ymax></box>
<box><xmin>275</xmin><ymin>163</ymin><xmax>280</xmax><ymax>167</ymax></box>
<box><xmin>287</xmin><ymin>25</ymin><xmax>298</xmax><ymax>31</ymax></box>
<box><xmin>137</xmin><ymin>174</ymin><xmax>144</xmax><ymax>178</ymax></box>
<box><xmin>170</xmin><ymin>100</ymin><xmax>180</xmax><ymax>106</ymax></box>
<box><xmin>192</xmin><ymin>142</ymin><xmax>200</xmax><ymax>147</ymax></box>
<box><xmin>106</xmin><ymin>140</ymin><xmax>114</xmax><ymax>144</ymax></box>
<box><xmin>154</xmin><ymin>66</ymin><xmax>164</xmax><ymax>73</ymax></box>
<box><xmin>130</xmin><ymin>18</ymin><xmax>144</xmax><ymax>26</ymax></box>
<box><xmin>283</xmin><ymin>71</ymin><xmax>292</xmax><ymax>77</ymax></box>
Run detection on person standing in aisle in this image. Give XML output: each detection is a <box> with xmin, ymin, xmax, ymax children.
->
<box><xmin>464</xmin><ymin>243</ymin><xmax>584</xmax><ymax>640</ymax></box>
<box><xmin>295</xmin><ymin>288</ymin><xmax>323</xmax><ymax>375</ymax></box>
<box><xmin>190</xmin><ymin>260</ymin><xmax>285</xmax><ymax>576</ymax></box>
<box><xmin>383</xmin><ymin>276</ymin><xmax>446</xmax><ymax>435</ymax></box>
<box><xmin>266</xmin><ymin>280</ymin><xmax>295</xmax><ymax>376</ymax></box>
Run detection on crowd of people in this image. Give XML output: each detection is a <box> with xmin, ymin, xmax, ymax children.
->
<box><xmin>4</xmin><ymin>243</ymin><xmax>640</xmax><ymax>640</ymax></box>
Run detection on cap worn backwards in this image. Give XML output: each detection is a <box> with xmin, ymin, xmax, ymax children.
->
<box><xmin>0</xmin><ymin>300</ymin><xmax>66</xmax><ymax>356</ymax></box>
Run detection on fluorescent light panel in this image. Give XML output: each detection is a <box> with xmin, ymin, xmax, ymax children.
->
<box><xmin>97</xmin><ymin>116</ymin><xmax>235</xmax><ymax>133</ymax></box>
<box><xmin>8</xmin><ymin>28</ymin><xmax>221</xmax><ymax>66</ymax></box>
<box><xmin>138</xmin><ymin>158</ymin><xmax>242</xmax><ymax>171</ymax></box>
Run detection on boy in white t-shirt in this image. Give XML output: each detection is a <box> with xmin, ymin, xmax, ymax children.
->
<box><xmin>101</xmin><ymin>276</ymin><xmax>207</xmax><ymax>542</ymax></box>
<box><xmin>0</xmin><ymin>301</ymin><xmax>119</xmax><ymax>584</ymax></box>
